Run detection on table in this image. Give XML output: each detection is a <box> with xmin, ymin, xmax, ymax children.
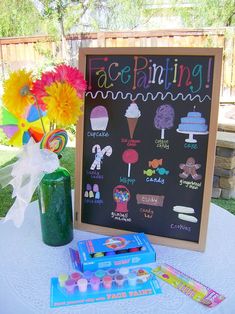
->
<box><xmin>0</xmin><ymin>201</ymin><xmax>234</xmax><ymax>314</ymax></box>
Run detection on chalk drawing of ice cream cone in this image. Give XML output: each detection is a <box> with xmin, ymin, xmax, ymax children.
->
<box><xmin>113</xmin><ymin>185</ymin><xmax>130</xmax><ymax>213</ymax></box>
<box><xmin>125</xmin><ymin>102</ymin><xmax>141</xmax><ymax>139</ymax></box>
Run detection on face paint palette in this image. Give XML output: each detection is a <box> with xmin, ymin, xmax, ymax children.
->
<box><xmin>74</xmin><ymin>233</ymin><xmax>156</xmax><ymax>272</ymax></box>
<box><xmin>50</xmin><ymin>266</ymin><xmax>161</xmax><ymax>308</ymax></box>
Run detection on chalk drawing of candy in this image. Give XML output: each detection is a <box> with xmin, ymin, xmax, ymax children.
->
<box><xmin>148</xmin><ymin>159</ymin><xmax>163</xmax><ymax>169</ymax></box>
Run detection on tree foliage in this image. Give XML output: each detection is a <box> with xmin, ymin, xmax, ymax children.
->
<box><xmin>39</xmin><ymin>0</ymin><xmax>152</xmax><ymax>35</ymax></box>
<box><xmin>0</xmin><ymin>0</ymin><xmax>163</xmax><ymax>38</ymax></box>
<box><xmin>40</xmin><ymin>0</ymin><xmax>94</xmax><ymax>36</ymax></box>
<box><xmin>36</xmin><ymin>0</ymin><xmax>153</xmax><ymax>60</ymax></box>
<box><xmin>89</xmin><ymin>0</ymin><xmax>151</xmax><ymax>31</ymax></box>
<box><xmin>1</xmin><ymin>0</ymin><xmax>234</xmax><ymax>39</ymax></box>
<box><xmin>172</xmin><ymin>0</ymin><xmax>235</xmax><ymax>27</ymax></box>
<box><xmin>0</xmin><ymin>0</ymin><xmax>43</xmax><ymax>37</ymax></box>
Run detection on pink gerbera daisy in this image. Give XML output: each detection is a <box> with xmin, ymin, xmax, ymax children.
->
<box><xmin>54</xmin><ymin>64</ymin><xmax>87</xmax><ymax>98</ymax></box>
<box><xmin>31</xmin><ymin>71</ymin><xmax>56</xmax><ymax>111</ymax></box>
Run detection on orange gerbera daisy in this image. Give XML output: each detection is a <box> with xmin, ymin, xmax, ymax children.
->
<box><xmin>2</xmin><ymin>70</ymin><xmax>34</xmax><ymax>117</ymax></box>
<box><xmin>42</xmin><ymin>82</ymin><xmax>83</xmax><ymax>127</ymax></box>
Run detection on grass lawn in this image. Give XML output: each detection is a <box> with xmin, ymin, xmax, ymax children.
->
<box><xmin>211</xmin><ymin>198</ymin><xmax>235</xmax><ymax>215</ymax></box>
<box><xmin>0</xmin><ymin>145</ymin><xmax>234</xmax><ymax>217</ymax></box>
<box><xmin>0</xmin><ymin>146</ymin><xmax>75</xmax><ymax>218</ymax></box>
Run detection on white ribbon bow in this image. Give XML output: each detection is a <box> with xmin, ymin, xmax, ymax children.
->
<box><xmin>0</xmin><ymin>139</ymin><xmax>59</xmax><ymax>227</ymax></box>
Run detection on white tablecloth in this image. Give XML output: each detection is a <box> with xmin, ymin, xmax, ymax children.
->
<box><xmin>0</xmin><ymin>201</ymin><xmax>234</xmax><ymax>314</ymax></box>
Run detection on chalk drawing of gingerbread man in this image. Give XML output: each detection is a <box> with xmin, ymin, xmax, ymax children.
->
<box><xmin>179</xmin><ymin>157</ymin><xmax>202</xmax><ymax>181</ymax></box>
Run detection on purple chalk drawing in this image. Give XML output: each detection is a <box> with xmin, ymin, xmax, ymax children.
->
<box><xmin>154</xmin><ymin>104</ymin><xmax>175</xmax><ymax>139</ymax></box>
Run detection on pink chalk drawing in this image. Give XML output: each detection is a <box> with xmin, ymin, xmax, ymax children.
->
<box><xmin>122</xmin><ymin>149</ymin><xmax>139</xmax><ymax>178</ymax></box>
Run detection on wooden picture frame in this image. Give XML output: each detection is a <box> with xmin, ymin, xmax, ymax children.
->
<box><xmin>74</xmin><ymin>47</ymin><xmax>222</xmax><ymax>251</ymax></box>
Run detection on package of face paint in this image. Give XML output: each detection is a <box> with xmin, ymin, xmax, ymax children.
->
<box><xmin>50</xmin><ymin>266</ymin><xmax>161</xmax><ymax>308</ymax></box>
<box><xmin>75</xmin><ymin>233</ymin><xmax>156</xmax><ymax>272</ymax></box>
<box><xmin>152</xmin><ymin>264</ymin><xmax>225</xmax><ymax>308</ymax></box>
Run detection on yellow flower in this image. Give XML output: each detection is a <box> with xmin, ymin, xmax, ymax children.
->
<box><xmin>42</xmin><ymin>82</ymin><xmax>83</xmax><ymax>127</ymax></box>
<box><xmin>2</xmin><ymin>70</ymin><xmax>34</xmax><ymax>117</ymax></box>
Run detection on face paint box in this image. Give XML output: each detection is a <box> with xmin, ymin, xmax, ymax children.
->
<box><xmin>73</xmin><ymin>233</ymin><xmax>156</xmax><ymax>272</ymax></box>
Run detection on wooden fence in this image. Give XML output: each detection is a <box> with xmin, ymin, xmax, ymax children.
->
<box><xmin>0</xmin><ymin>28</ymin><xmax>234</xmax><ymax>98</ymax></box>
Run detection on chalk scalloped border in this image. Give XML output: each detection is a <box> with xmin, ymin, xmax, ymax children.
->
<box><xmin>86</xmin><ymin>91</ymin><xmax>211</xmax><ymax>103</ymax></box>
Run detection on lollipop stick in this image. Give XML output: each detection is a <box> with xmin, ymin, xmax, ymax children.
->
<box><xmin>128</xmin><ymin>163</ymin><xmax>131</xmax><ymax>177</ymax></box>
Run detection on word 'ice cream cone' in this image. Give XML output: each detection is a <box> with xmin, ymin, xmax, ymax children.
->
<box><xmin>125</xmin><ymin>102</ymin><xmax>141</xmax><ymax>139</ymax></box>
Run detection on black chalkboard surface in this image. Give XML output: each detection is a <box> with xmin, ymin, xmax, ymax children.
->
<box><xmin>75</xmin><ymin>48</ymin><xmax>222</xmax><ymax>251</ymax></box>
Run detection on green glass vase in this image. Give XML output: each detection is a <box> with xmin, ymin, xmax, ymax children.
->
<box><xmin>38</xmin><ymin>167</ymin><xmax>73</xmax><ymax>246</ymax></box>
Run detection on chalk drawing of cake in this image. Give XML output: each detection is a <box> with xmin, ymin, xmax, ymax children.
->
<box><xmin>177</xmin><ymin>107</ymin><xmax>208</xmax><ymax>143</ymax></box>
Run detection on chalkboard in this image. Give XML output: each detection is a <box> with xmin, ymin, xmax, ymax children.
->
<box><xmin>75</xmin><ymin>48</ymin><xmax>222</xmax><ymax>251</ymax></box>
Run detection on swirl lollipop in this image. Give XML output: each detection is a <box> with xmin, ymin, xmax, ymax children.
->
<box><xmin>40</xmin><ymin>129</ymin><xmax>68</xmax><ymax>154</ymax></box>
